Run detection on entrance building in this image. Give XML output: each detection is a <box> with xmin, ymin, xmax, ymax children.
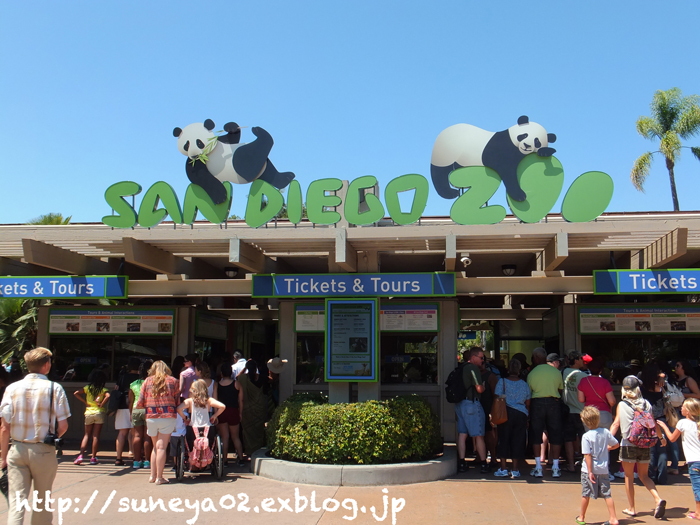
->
<box><xmin>1</xmin><ymin>211</ymin><xmax>699</xmax><ymax>441</ymax></box>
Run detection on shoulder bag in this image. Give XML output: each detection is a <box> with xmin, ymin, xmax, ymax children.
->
<box><xmin>490</xmin><ymin>379</ymin><xmax>508</xmax><ymax>426</ymax></box>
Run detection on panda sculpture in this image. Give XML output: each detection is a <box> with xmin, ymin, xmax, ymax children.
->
<box><xmin>173</xmin><ymin>119</ymin><xmax>295</xmax><ymax>205</ymax></box>
<box><xmin>430</xmin><ymin>116</ymin><xmax>556</xmax><ymax>201</ymax></box>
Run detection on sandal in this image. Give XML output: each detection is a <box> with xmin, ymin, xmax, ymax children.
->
<box><xmin>654</xmin><ymin>499</ymin><xmax>666</xmax><ymax>519</ymax></box>
<box><xmin>148</xmin><ymin>477</ymin><xmax>156</xmax><ymax>483</ymax></box>
<box><xmin>155</xmin><ymin>478</ymin><xmax>170</xmax><ymax>485</ymax></box>
<box><xmin>689</xmin><ymin>512</ymin><xmax>699</xmax><ymax>520</ymax></box>
<box><xmin>575</xmin><ymin>517</ymin><xmax>585</xmax><ymax>525</ymax></box>
<box><xmin>622</xmin><ymin>509</ymin><xmax>636</xmax><ymax>517</ymax></box>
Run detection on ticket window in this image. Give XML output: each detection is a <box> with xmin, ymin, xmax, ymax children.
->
<box><xmin>380</xmin><ymin>333</ymin><xmax>438</xmax><ymax>384</ymax></box>
<box><xmin>296</xmin><ymin>333</ymin><xmax>325</xmax><ymax>384</ymax></box>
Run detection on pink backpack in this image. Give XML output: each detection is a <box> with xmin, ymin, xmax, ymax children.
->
<box><xmin>188</xmin><ymin>426</ymin><xmax>213</xmax><ymax>468</ymax></box>
<box><xmin>624</xmin><ymin>401</ymin><xmax>658</xmax><ymax>448</ymax></box>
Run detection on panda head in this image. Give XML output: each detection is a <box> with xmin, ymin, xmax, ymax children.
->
<box><xmin>172</xmin><ymin>119</ymin><xmax>217</xmax><ymax>159</ymax></box>
<box><xmin>508</xmin><ymin>116</ymin><xmax>557</xmax><ymax>156</ymax></box>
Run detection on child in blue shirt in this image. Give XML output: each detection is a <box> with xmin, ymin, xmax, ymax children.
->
<box><xmin>577</xmin><ymin>406</ymin><xmax>620</xmax><ymax>525</ymax></box>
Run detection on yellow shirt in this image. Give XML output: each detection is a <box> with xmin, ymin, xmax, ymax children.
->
<box><xmin>84</xmin><ymin>385</ymin><xmax>108</xmax><ymax>415</ymax></box>
<box><xmin>527</xmin><ymin>364</ymin><xmax>563</xmax><ymax>399</ymax></box>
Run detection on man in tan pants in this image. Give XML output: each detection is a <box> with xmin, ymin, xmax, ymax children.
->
<box><xmin>0</xmin><ymin>348</ymin><xmax>71</xmax><ymax>524</ymax></box>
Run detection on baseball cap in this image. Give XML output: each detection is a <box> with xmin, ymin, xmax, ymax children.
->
<box><xmin>547</xmin><ymin>353</ymin><xmax>562</xmax><ymax>363</ymax></box>
<box><xmin>622</xmin><ymin>375</ymin><xmax>642</xmax><ymax>389</ymax></box>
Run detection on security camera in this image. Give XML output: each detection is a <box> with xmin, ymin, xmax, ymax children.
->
<box><xmin>460</xmin><ymin>256</ymin><xmax>472</xmax><ymax>266</ymax></box>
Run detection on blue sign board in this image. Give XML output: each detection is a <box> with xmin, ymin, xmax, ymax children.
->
<box><xmin>253</xmin><ymin>273</ymin><xmax>455</xmax><ymax>298</ymax></box>
<box><xmin>594</xmin><ymin>270</ymin><xmax>700</xmax><ymax>294</ymax></box>
<box><xmin>0</xmin><ymin>276</ymin><xmax>128</xmax><ymax>299</ymax></box>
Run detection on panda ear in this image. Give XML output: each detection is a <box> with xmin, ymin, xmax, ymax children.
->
<box><xmin>548</xmin><ymin>133</ymin><xmax>557</xmax><ymax>143</ymax></box>
<box><xmin>517</xmin><ymin>116</ymin><xmax>529</xmax><ymax>125</ymax></box>
<box><xmin>204</xmin><ymin>119</ymin><xmax>215</xmax><ymax>131</ymax></box>
<box><xmin>173</xmin><ymin>127</ymin><xmax>182</xmax><ymax>138</ymax></box>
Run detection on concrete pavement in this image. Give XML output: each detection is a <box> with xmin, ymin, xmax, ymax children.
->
<box><xmin>0</xmin><ymin>450</ymin><xmax>696</xmax><ymax>525</ymax></box>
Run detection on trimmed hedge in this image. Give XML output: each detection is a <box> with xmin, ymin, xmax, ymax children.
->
<box><xmin>267</xmin><ymin>393</ymin><xmax>440</xmax><ymax>464</ymax></box>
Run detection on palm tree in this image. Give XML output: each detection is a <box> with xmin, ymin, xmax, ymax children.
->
<box><xmin>631</xmin><ymin>88</ymin><xmax>700</xmax><ymax>211</ymax></box>
<box><xmin>27</xmin><ymin>213</ymin><xmax>72</xmax><ymax>225</ymax></box>
<box><xmin>0</xmin><ymin>298</ymin><xmax>38</xmax><ymax>365</ymax></box>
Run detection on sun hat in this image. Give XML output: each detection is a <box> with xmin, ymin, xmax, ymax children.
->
<box><xmin>267</xmin><ymin>357</ymin><xmax>288</xmax><ymax>374</ymax></box>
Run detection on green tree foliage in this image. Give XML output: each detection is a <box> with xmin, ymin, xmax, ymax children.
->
<box><xmin>0</xmin><ymin>298</ymin><xmax>39</xmax><ymax>365</ymax></box>
<box><xmin>27</xmin><ymin>213</ymin><xmax>72</xmax><ymax>225</ymax></box>
<box><xmin>631</xmin><ymin>88</ymin><xmax>700</xmax><ymax>211</ymax></box>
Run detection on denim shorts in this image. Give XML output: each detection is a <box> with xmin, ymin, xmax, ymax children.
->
<box><xmin>689</xmin><ymin>462</ymin><xmax>700</xmax><ymax>502</ymax></box>
<box><xmin>455</xmin><ymin>398</ymin><xmax>485</xmax><ymax>437</ymax></box>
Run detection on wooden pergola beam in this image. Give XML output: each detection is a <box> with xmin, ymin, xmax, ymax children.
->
<box><xmin>123</xmin><ymin>238</ymin><xmax>221</xmax><ymax>278</ymax></box>
<box><xmin>445</xmin><ymin>234</ymin><xmax>457</xmax><ymax>272</ymax></box>
<box><xmin>335</xmin><ymin>229</ymin><xmax>357</xmax><ymax>273</ymax></box>
<box><xmin>534</xmin><ymin>232</ymin><xmax>568</xmax><ymax>271</ymax></box>
<box><xmin>21</xmin><ymin>239</ymin><xmax>110</xmax><ymax>275</ymax></box>
<box><xmin>631</xmin><ymin>227</ymin><xmax>688</xmax><ymax>269</ymax></box>
<box><xmin>229</xmin><ymin>238</ymin><xmax>266</xmax><ymax>274</ymax></box>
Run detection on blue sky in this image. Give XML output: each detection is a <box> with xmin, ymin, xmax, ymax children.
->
<box><xmin>1</xmin><ymin>1</ymin><xmax>699</xmax><ymax>224</ymax></box>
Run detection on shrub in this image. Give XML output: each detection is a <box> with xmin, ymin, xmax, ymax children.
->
<box><xmin>267</xmin><ymin>394</ymin><xmax>440</xmax><ymax>464</ymax></box>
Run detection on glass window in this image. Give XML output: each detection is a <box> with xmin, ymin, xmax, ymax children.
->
<box><xmin>296</xmin><ymin>334</ymin><xmax>325</xmax><ymax>384</ymax></box>
<box><xmin>381</xmin><ymin>333</ymin><xmax>438</xmax><ymax>384</ymax></box>
<box><xmin>50</xmin><ymin>336</ymin><xmax>171</xmax><ymax>382</ymax></box>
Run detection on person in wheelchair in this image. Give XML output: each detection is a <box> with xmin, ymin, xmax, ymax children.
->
<box><xmin>176</xmin><ymin>380</ymin><xmax>225</xmax><ymax>471</ymax></box>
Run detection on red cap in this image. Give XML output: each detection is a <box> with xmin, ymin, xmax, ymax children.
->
<box><xmin>582</xmin><ymin>354</ymin><xmax>593</xmax><ymax>364</ymax></box>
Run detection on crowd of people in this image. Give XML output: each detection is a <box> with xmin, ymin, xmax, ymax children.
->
<box><xmin>454</xmin><ymin>346</ymin><xmax>700</xmax><ymax>521</ymax></box>
<box><xmin>0</xmin><ymin>347</ymin><xmax>288</xmax><ymax>523</ymax></box>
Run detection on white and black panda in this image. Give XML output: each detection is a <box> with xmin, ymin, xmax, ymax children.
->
<box><xmin>430</xmin><ymin>116</ymin><xmax>556</xmax><ymax>201</ymax></box>
<box><xmin>173</xmin><ymin>120</ymin><xmax>295</xmax><ymax>205</ymax></box>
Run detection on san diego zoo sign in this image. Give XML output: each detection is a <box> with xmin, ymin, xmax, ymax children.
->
<box><xmin>102</xmin><ymin>116</ymin><xmax>614</xmax><ymax>229</ymax></box>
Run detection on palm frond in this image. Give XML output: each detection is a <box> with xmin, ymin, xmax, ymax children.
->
<box><xmin>636</xmin><ymin>116</ymin><xmax>661</xmax><ymax>139</ymax></box>
<box><xmin>27</xmin><ymin>213</ymin><xmax>71</xmax><ymax>225</ymax></box>
<box><xmin>660</xmin><ymin>131</ymin><xmax>682</xmax><ymax>161</ymax></box>
<box><xmin>676</xmin><ymin>104</ymin><xmax>700</xmax><ymax>138</ymax></box>
<box><xmin>651</xmin><ymin>88</ymin><xmax>682</xmax><ymax>133</ymax></box>
<box><xmin>691</xmin><ymin>146</ymin><xmax>700</xmax><ymax>162</ymax></box>
<box><xmin>631</xmin><ymin>152</ymin><xmax>654</xmax><ymax>191</ymax></box>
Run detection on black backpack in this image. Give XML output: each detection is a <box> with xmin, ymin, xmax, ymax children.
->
<box><xmin>445</xmin><ymin>363</ymin><xmax>468</xmax><ymax>403</ymax></box>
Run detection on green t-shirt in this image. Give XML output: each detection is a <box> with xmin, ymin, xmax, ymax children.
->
<box><xmin>527</xmin><ymin>364</ymin><xmax>563</xmax><ymax>399</ymax></box>
<box><xmin>562</xmin><ymin>367</ymin><xmax>586</xmax><ymax>413</ymax></box>
<box><xmin>129</xmin><ymin>379</ymin><xmax>145</xmax><ymax>410</ymax></box>
<box><xmin>461</xmin><ymin>363</ymin><xmax>482</xmax><ymax>401</ymax></box>
<box><xmin>84</xmin><ymin>385</ymin><xmax>109</xmax><ymax>415</ymax></box>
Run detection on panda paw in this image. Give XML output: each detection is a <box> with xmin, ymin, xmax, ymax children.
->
<box><xmin>537</xmin><ymin>147</ymin><xmax>556</xmax><ymax>157</ymax></box>
<box><xmin>507</xmin><ymin>188</ymin><xmax>527</xmax><ymax>202</ymax></box>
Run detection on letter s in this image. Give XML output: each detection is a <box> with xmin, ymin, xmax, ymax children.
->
<box><xmin>102</xmin><ymin>181</ymin><xmax>142</xmax><ymax>229</ymax></box>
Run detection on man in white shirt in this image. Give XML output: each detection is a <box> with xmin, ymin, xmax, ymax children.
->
<box><xmin>0</xmin><ymin>347</ymin><xmax>71</xmax><ymax>524</ymax></box>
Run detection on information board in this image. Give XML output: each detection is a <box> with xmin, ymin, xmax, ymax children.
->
<box><xmin>295</xmin><ymin>305</ymin><xmax>325</xmax><ymax>332</ymax></box>
<box><xmin>579</xmin><ymin>306</ymin><xmax>700</xmax><ymax>335</ymax></box>
<box><xmin>379</xmin><ymin>304</ymin><xmax>438</xmax><ymax>332</ymax></box>
<box><xmin>49</xmin><ymin>310</ymin><xmax>175</xmax><ymax>335</ymax></box>
<box><xmin>325</xmin><ymin>299</ymin><xmax>378</xmax><ymax>382</ymax></box>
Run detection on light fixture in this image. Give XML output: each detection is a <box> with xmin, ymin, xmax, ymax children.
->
<box><xmin>460</xmin><ymin>253</ymin><xmax>472</xmax><ymax>266</ymax></box>
<box><xmin>224</xmin><ymin>267</ymin><xmax>238</xmax><ymax>278</ymax></box>
<box><xmin>502</xmin><ymin>264</ymin><xmax>516</xmax><ymax>276</ymax></box>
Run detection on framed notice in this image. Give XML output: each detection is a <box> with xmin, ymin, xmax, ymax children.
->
<box><xmin>579</xmin><ymin>305</ymin><xmax>700</xmax><ymax>335</ymax></box>
<box><xmin>325</xmin><ymin>299</ymin><xmax>378</xmax><ymax>382</ymax></box>
<box><xmin>295</xmin><ymin>304</ymin><xmax>325</xmax><ymax>332</ymax></box>
<box><xmin>49</xmin><ymin>309</ymin><xmax>175</xmax><ymax>336</ymax></box>
<box><xmin>380</xmin><ymin>304</ymin><xmax>438</xmax><ymax>332</ymax></box>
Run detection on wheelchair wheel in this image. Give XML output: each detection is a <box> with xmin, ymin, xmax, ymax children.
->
<box><xmin>211</xmin><ymin>434</ymin><xmax>223</xmax><ymax>479</ymax></box>
<box><xmin>176</xmin><ymin>436</ymin><xmax>186</xmax><ymax>481</ymax></box>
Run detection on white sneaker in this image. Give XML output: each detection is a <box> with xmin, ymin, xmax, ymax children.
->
<box><xmin>530</xmin><ymin>466</ymin><xmax>543</xmax><ymax>477</ymax></box>
<box><xmin>510</xmin><ymin>470</ymin><xmax>521</xmax><ymax>478</ymax></box>
<box><xmin>494</xmin><ymin>468</ymin><xmax>509</xmax><ymax>477</ymax></box>
<box><xmin>552</xmin><ymin>467</ymin><xmax>561</xmax><ymax>478</ymax></box>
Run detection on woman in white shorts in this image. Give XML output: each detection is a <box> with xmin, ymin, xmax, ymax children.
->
<box><xmin>135</xmin><ymin>361</ymin><xmax>180</xmax><ymax>484</ymax></box>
